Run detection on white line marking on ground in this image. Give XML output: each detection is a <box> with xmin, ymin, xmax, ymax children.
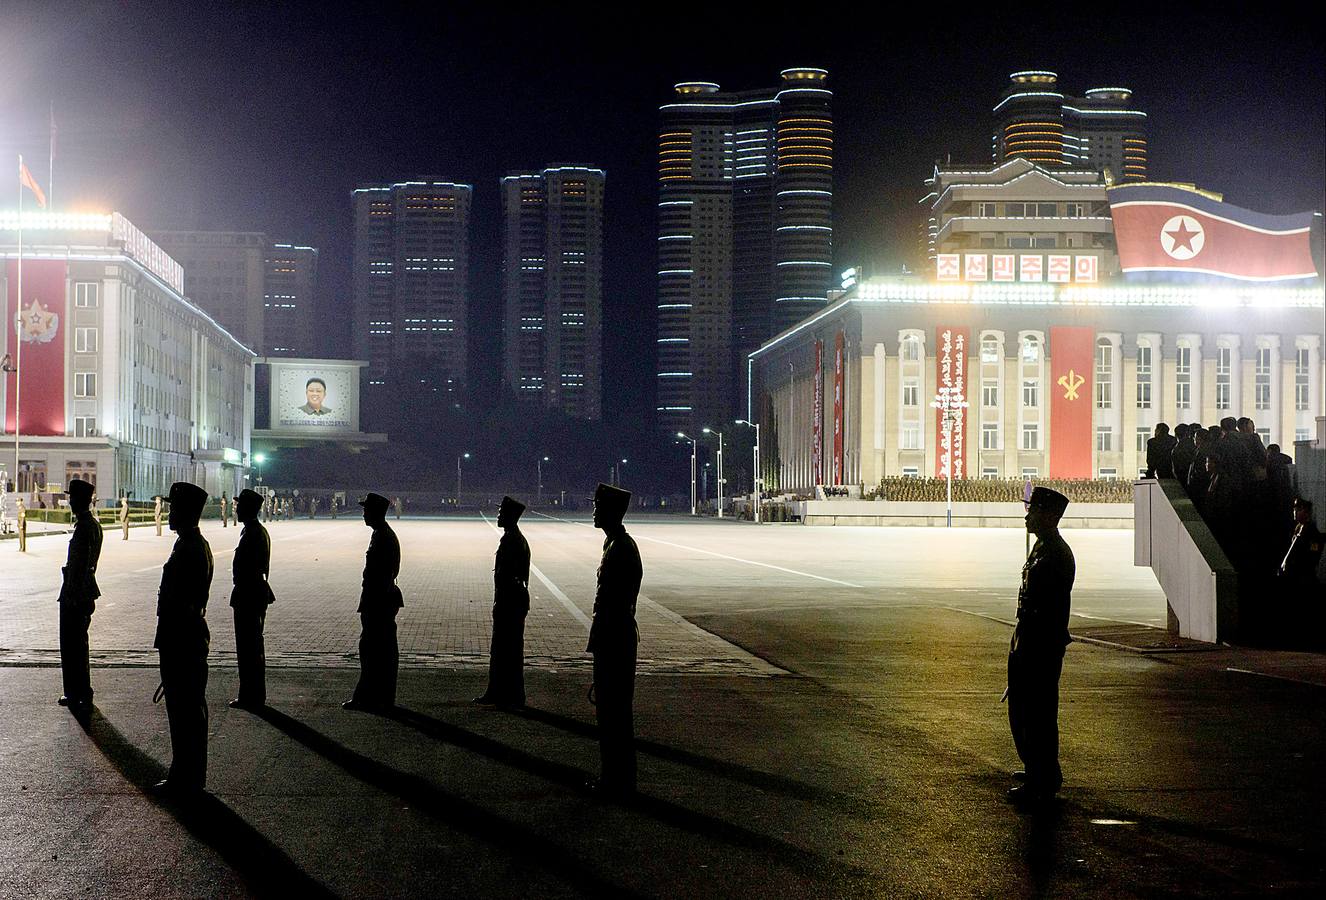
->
<box><xmin>531</xmin><ymin>510</ymin><xmax>863</xmax><ymax>588</ymax></box>
<box><xmin>1073</xmin><ymin>611</ymin><xmax>1161</xmax><ymax>629</ymax></box>
<box><xmin>1225</xmin><ymin>667</ymin><xmax>1326</xmax><ymax>689</ymax></box>
<box><xmin>480</xmin><ymin>513</ymin><xmax>591</xmax><ymax>631</ymax></box>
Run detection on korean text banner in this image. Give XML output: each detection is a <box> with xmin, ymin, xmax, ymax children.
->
<box><xmin>6</xmin><ymin>260</ymin><xmax>67</xmax><ymax>436</ymax></box>
<box><xmin>1048</xmin><ymin>327</ymin><xmax>1094</xmax><ymax>478</ymax></box>
<box><xmin>271</xmin><ymin>362</ymin><xmax>360</xmax><ymax>433</ymax></box>
<box><xmin>832</xmin><ymin>332</ymin><xmax>844</xmax><ymax>485</ymax></box>
<box><xmin>1108</xmin><ymin>184</ymin><xmax>1318</xmax><ymax>282</ymax></box>
<box><xmin>812</xmin><ymin>340</ymin><xmax>824</xmax><ymax>486</ymax></box>
<box><xmin>934</xmin><ymin>327</ymin><xmax>969</xmax><ymax>478</ymax></box>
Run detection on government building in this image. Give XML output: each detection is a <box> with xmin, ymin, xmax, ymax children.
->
<box><xmin>1</xmin><ymin>211</ymin><xmax>255</xmax><ymax>504</ymax></box>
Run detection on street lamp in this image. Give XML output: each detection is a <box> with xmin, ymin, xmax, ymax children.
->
<box><xmin>677</xmin><ymin>432</ymin><xmax>697</xmax><ymax>516</ymax></box>
<box><xmin>702</xmin><ymin>427</ymin><xmax>725</xmax><ymax>518</ymax></box>
<box><xmin>456</xmin><ymin>452</ymin><xmax>471</xmax><ymax>507</ymax></box>
<box><xmin>253</xmin><ymin>453</ymin><xmax>267</xmax><ymax>489</ymax></box>
<box><xmin>930</xmin><ymin>388</ymin><xmax>969</xmax><ymax>528</ymax></box>
<box><xmin>735</xmin><ymin>419</ymin><xmax>761</xmax><ymax>524</ymax></box>
<box><xmin>616</xmin><ymin>458</ymin><xmax>628</xmax><ymax>486</ymax></box>
<box><xmin>537</xmin><ymin>455</ymin><xmax>549</xmax><ymax>503</ymax></box>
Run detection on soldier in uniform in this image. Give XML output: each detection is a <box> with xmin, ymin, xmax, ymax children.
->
<box><xmin>586</xmin><ymin>483</ymin><xmax>642</xmax><ymax>796</ymax></box>
<box><xmin>154</xmin><ymin>494</ymin><xmax>164</xmax><ymax>537</ymax></box>
<box><xmin>229</xmin><ymin>489</ymin><xmax>274</xmax><ymax>710</ymax></box>
<box><xmin>57</xmin><ymin>479</ymin><xmax>102</xmax><ymax>709</ymax></box>
<box><xmin>220</xmin><ymin>492</ymin><xmax>229</xmax><ymax>528</ymax></box>
<box><xmin>474</xmin><ymin>496</ymin><xmax>531</xmax><ymax>708</ymax></box>
<box><xmin>344</xmin><ymin>493</ymin><xmax>402</xmax><ymax>712</ymax></box>
<box><xmin>154</xmin><ymin>482</ymin><xmax>214</xmax><ymax>795</ymax></box>
<box><xmin>1006</xmin><ymin>486</ymin><xmax>1074</xmax><ymax>806</ymax></box>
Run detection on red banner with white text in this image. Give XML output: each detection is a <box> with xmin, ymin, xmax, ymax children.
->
<box><xmin>812</xmin><ymin>340</ymin><xmax>823</xmax><ymax>486</ymax></box>
<box><xmin>1048</xmin><ymin>326</ymin><xmax>1094</xmax><ymax>478</ymax></box>
<box><xmin>933</xmin><ymin>326</ymin><xmax>969</xmax><ymax>478</ymax></box>
<box><xmin>832</xmin><ymin>332</ymin><xmax>844</xmax><ymax>485</ymax></box>
<box><xmin>6</xmin><ymin>260</ymin><xmax>68</xmax><ymax>436</ymax></box>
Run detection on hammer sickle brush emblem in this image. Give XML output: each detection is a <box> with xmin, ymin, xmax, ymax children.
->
<box><xmin>1057</xmin><ymin>369</ymin><xmax>1085</xmax><ymax>401</ymax></box>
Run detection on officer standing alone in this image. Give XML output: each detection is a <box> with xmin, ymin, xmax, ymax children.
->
<box><xmin>344</xmin><ymin>493</ymin><xmax>402</xmax><ymax>711</ymax></box>
<box><xmin>474</xmin><ymin>496</ymin><xmax>531</xmax><ymax>708</ymax></box>
<box><xmin>57</xmin><ymin>479</ymin><xmax>102</xmax><ymax>709</ymax></box>
<box><xmin>1006</xmin><ymin>486</ymin><xmax>1075</xmax><ymax>806</ymax></box>
<box><xmin>229</xmin><ymin>489</ymin><xmax>274</xmax><ymax>710</ymax></box>
<box><xmin>154</xmin><ymin>482</ymin><xmax>214</xmax><ymax>795</ymax></box>
<box><xmin>586</xmin><ymin>483</ymin><xmax>642</xmax><ymax>796</ymax></box>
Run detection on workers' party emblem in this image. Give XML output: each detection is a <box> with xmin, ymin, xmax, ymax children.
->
<box><xmin>1057</xmin><ymin>369</ymin><xmax>1085</xmax><ymax>401</ymax></box>
<box><xmin>15</xmin><ymin>299</ymin><xmax>59</xmax><ymax>344</ymax></box>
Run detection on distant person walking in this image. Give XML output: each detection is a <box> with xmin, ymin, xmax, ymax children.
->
<box><xmin>120</xmin><ymin>495</ymin><xmax>130</xmax><ymax>541</ymax></box>
<box><xmin>229</xmin><ymin>489</ymin><xmax>274</xmax><ymax>710</ymax></box>
<box><xmin>153</xmin><ymin>482</ymin><xmax>214</xmax><ymax>796</ymax></box>
<box><xmin>475</xmin><ymin>496</ymin><xmax>531</xmax><ymax>708</ymax></box>
<box><xmin>586</xmin><ymin>483</ymin><xmax>642</xmax><ymax>796</ymax></box>
<box><xmin>154</xmin><ymin>495</ymin><xmax>164</xmax><ymax>537</ymax></box>
<box><xmin>57</xmin><ymin>479</ymin><xmax>102</xmax><ymax>710</ymax></box>
<box><xmin>1006</xmin><ymin>486</ymin><xmax>1074</xmax><ymax>807</ymax></box>
<box><xmin>344</xmin><ymin>493</ymin><xmax>403</xmax><ymax>712</ymax></box>
<box><xmin>220</xmin><ymin>492</ymin><xmax>229</xmax><ymax>528</ymax></box>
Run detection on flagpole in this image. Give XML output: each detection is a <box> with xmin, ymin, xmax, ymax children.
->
<box><xmin>14</xmin><ymin>155</ymin><xmax>22</xmax><ymax>495</ymax></box>
<box><xmin>48</xmin><ymin>103</ymin><xmax>55</xmax><ymax>210</ymax></box>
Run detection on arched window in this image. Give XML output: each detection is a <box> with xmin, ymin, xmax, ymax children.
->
<box><xmin>1021</xmin><ymin>335</ymin><xmax>1040</xmax><ymax>363</ymax></box>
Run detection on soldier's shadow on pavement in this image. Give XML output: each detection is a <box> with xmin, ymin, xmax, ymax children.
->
<box><xmin>1016</xmin><ymin>801</ymin><xmax>1062</xmax><ymax>889</ymax></box>
<box><xmin>388</xmin><ymin>705</ymin><xmax>859</xmax><ymax>881</ymax></box>
<box><xmin>74</xmin><ymin>707</ymin><xmax>334</xmax><ymax>899</ymax></box>
<box><xmin>251</xmin><ymin>704</ymin><xmax>645</xmax><ymax>898</ymax></box>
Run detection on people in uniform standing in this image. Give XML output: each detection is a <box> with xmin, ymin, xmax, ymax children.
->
<box><xmin>229</xmin><ymin>489</ymin><xmax>274</xmax><ymax>710</ymax></box>
<box><xmin>154</xmin><ymin>482</ymin><xmax>214</xmax><ymax>796</ymax></box>
<box><xmin>220</xmin><ymin>492</ymin><xmax>229</xmax><ymax>528</ymax></box>
<box><xmin>57</xmin><ymin>479</ymin><xmax>103</xmax><ymax>709</ymax></box>
<box><xmin>1006</xmin><ymin>486</ymin><xmax>1075</xmax><ymax>807</ymax></box>
<box><xmin>474</xmin><ymin>496</ymin><xmax>531</xmax><ymax>708</ymax></box>
<box><xmin>344</xmin><ymin>492</ymin><xmax>403</xmax><ymax>712</ymax></box>
<box><xmin>585</xmin><ymin>483</ymin><xmax>642</xmax><ymax>796</ymax></box>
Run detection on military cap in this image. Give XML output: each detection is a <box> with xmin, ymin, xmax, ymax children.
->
<box><xmin>165</xmin><ymin>482</ymin><xmax>209</xmax><ymax>513</ymax></box>
<box><xmin>66</xmin><ymin>479</ymin><xmax>95</xmax><ymax>502</ymax></box>
<box><xmin>593</xmin><ymin>483</ymin><xmax>632</xmax><ymax>516</ymax></box>
<box><xmin>1027</xmin><ymin>486</ymin><xmax>1069</xmax><ymax>517</ymax></box>
<box><xmin>499</xmin><ymin>495</ymin><xmax>527</xmax><ymax>517</ymax></box>
<box><xmin>236</xmin><ymin>488</ymin><xmax>263</xmax><ymax>509</ymax></box>
<box><xmin>358</xmin><ymin>492</ymin><xmax>391</xmax><ymax>515</ymax></box>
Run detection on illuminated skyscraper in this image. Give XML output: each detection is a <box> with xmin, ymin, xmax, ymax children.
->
<box><xmin>501</xmin><ymin>166</ymin><xmax>604</xmax><ymax>419</ymax></box>
<box><xmin>656</xmin><ymin>68</ymin><xmax>833</xmax><ymax>433</ymax></box>
<box><xmin>263</xmin><ymin>243</ymin><xmax>317</xmax><ymax>357</ymax></box>
<box><xmin>350</xmin><ymin>180</ymin><xmax>472</xmax><ymax>400</ymax></box>
<box><xmin>993</xmin><ymin>71</ymin><xmax>1148</xmax><ymax>182</ymax></box>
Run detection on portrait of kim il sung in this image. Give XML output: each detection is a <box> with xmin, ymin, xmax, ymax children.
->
<box><xmin>298</xmin><ymin>377</ymin><xmax>332</xmax><ymax>416</ymax></box>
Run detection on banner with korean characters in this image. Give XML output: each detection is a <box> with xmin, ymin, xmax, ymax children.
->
<box><xmin>936</xmin><ymin>253</ymin><xmax>1100</xmax><ymax>284</ymax></box>
<box><xmin>933</xmin><ymin>326</ymin><xmax>969</xmax><ymax>478</ymax></box>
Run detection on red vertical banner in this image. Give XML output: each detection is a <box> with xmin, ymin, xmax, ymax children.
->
<box><xmin>812</xmin><ymin>339</ymin><xmax>823</xmax><ymax>486</ymax></box>
<box><xmin>832</xmin><ymin>332</ymin><xmax>844</xmax><ymax>485</ymax></box>
<box><xmin>1049</xmin><ymin>326</ymin><xmax>1094</xmax><ymax>478</ymax></box>
<box><xmin>5</xmin><ymin>260</ymin><xmax>68</xmax><ymax>436</ymax></box>
<box><xmin>934</xmin><ymin>326</ymin><xmax>969</xmax><ymax>478</ymax></box>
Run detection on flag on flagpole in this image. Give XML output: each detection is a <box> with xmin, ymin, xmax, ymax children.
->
<box><xmin>20</xmin><ymin>158</ymin><xmax>47</xmax><ymax>209</ymax></box>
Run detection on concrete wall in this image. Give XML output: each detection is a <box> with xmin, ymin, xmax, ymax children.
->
<box><xmin>794</xmin><ymin>499</ymin><xmax>1130</xmax><ymax>528</ymax></box>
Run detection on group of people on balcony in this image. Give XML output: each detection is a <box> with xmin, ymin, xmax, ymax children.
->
<box><xmin>1145</xmin><ymin>419</ymin><xmax>1322</xmax><ymax>592</ymax></box>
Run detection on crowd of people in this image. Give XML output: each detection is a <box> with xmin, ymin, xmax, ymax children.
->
<box><xmin>872</xmin><ymin>476</ymin><xmax>1134</xmax><ymax>504</ymax></box>
<box><xmin>1144</xmin><ymin>418</ymin><xmax>1323</xmax><ymax>596</ymax></box>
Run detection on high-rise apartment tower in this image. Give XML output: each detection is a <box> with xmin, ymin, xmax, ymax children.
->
<box><xmin>656</xmin><ymin>68</ymin><xmax>833</xmax><ymax>433</ymax></box>
<box><xmin>263</xmin><ymin>243</ymin><xmax>317</xmax><ymax>357</ymax></box>
<box><xmin>501</xmin><ymin>166</ymin><xmax>604</xmax><ymax>419</ymax></box>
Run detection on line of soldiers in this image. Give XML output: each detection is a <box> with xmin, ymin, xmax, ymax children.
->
<box><xmin>56</xmin><ymin>479</ymin><xmax>643</xmax><ymax>798</ymax></box>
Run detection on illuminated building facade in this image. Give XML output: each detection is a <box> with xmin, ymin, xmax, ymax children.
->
<box><xmin>263</xmin><ymin>243</ymin><xmax>318</xmax><ymax>357</ymax></box>
<box><xmin>501</xmin><ymin>166</ymin><xmax>604</xmax><ymax>419</ymax></box>
<box><xmin>656</xmin><ymin>68</ymin><xmax>833</xmax><ymax>433</ymax></box>
<box><xmin>351</xmin><ymin>180</ymin><xmax>472</xmax><ymax>401</ymax></box>
<box><xmin>1</xmin><ymin>212</ymin><xmax>255</xmax><ymax>502</ymax></box>
<box><xmin>749</xmin><ymin>280</ymin><xmax>1324</xmax><ymax>492</ymax></box>
<box><xmin>994</xmin><ymin>71</ymin><xmax>1148</xmax><ymax>182</ymax></box>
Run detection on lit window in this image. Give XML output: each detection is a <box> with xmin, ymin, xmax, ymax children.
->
<box><xmin>1095</xmin><ymin>339</ymin><xmax>1113</xmax><ymax>409</ymax></box>
<box><xmin>1136</xmin><ymin>342</ymin><xmax>1152</xmax><ymax>409</ymax></box>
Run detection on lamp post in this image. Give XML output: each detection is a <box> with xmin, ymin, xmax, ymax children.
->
<box><xmin>734</xmin><ymin>418</ymin><xmax>761</xmax><ymax>524</ymax></box>
<box><xmin>677</xmin><ymin>432</ymin><xmax>697</xmax><ymax>515</ymax></box>
<box><xmin>253</xmin><ymin>453</ymin><xmax>267</xmax><ymax>489</ymax></box>
<box><xmin>617</xmin><ymin>458</ymin><xmax>628</xmax><ymax>486</ymax></box>
<box><xmin>703</xmin><ymin>427</ymin><xmax>725</xmax><ymax>518</ymax></box>
<box><xmin>930</xmin><ymin>388</ymin><xmax>969</xmax><ymax>528</ymax></box>
<box><xmin>456</xmin><ymin>452</ymin><xmax>470</xmax><ymax>508</ymax></box>
<box><xmin>537</xmin><ymin>455</ymin><xmax>549</xmax><ymax>504</ymax></box>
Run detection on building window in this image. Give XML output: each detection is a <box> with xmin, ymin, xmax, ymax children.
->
<box><xmin>901</xmin><ymin>425</ymin><xmax>921</xmax><ymax>450</ymax></box>
<box><xmin>75</xmin><ymin>416</ymin><xmax>98</xmax><ymax>437</ymax></box>
<box><xmin>982</xmin><ymin>382</ymin><xmax>998</xmax><ymax>407</ymax></box>
<box><xmin>75</xmin><ymin>283</ymin><xmax>100</xmax><ymax>308</ymax></box>
<box><xmin>1097</xmin><ymin>426</ymin><xmax>1113</xmax><ymax>452</ymax></box>
<box><xmin>74</xmin><ymin>372</ymin><xmax>97</xmax><ymax>397</ymax></box>
<box><xmin>1256</xmin><ymin>427</ymin><xmax>1271</xmax><ymax>446</ymax></box>
<box><xmin>1032</xmin><ymin>236</ymin><xmax>1056</xmax><ymax>249</ymax></box>
<box><xmin>1007</xmin><ymin>236</ymin><xmax>1031</xmax><ymax>249</ymax></box>
<box><xmin>1297</xmin><ymin>428</ymin><xmax>1311</xmax><ymax>442</ymax></box>
<box><xmin>1255</xmin><ymin>345</ymin><xmax>1272</xmax><ymax>411</ymax></box>
<box><xmin>65</xmin><ymin>460</ymin><xmax>97</xmax><ymax>489</ymax></box>
<box><xmin>1296</xmin><ymin>347</ymin><xmax>1311</xmax><ymax>411</ymax></box>
<box><xmin>981</xmin><ymin>467</ymin><xmax>999</xmax><ymax>479</ymax></box>
<box><xmin>1022</xmin><ymin>423</ymin><xmax>1039</xmax><ymax>450</ymax></box>
<box><xmin>901</xmin><ymin>336</ymin><xmax>920</xmax><ymax>362</ymax></box>
<box><xmin>1136</xmin><ymin>342</ymin><xmax>1152</xmax><ymax>409</ymax></box>
<box><xmin>1021</xmin><ymin>467</ymin><xmax>1039</xmax><ymax>477</ymax></box>
<box><xmin>1022</xmin><ymin>379</ymin><xmax>1038</xmax><ymax>408</ymax></box>
<box><xmin>75</xmin><ymin>327</ymin><xmax>98</xmax><ymax>353</ymax></box>
<box><xmin>1036</xmin><ymin>203</ymin><xmax>1057</xmax><ymax>217</ymax></box>
<box><xmin>1005</xmin><ymin>202</ymin><xmax>1025</xmax><ymax>216</ymax></box>
<box><xmin>977</xmin><ymin>202</ymin><xmax>996</xmax><ymax>216</ymax></box>
<box><xmin>1066</xmin><ymin>203</ymin><xmax>1085</xmax><ymax>217</ymax></box>
<box><xmin>1216</xmin><ymin>345</ymin><xmax>1232</xmax><ymax>410</ymax></box>
<box><xmin>982</xmin><ymin>422</ymin><xmax>999</xmax><ymax>449</ymax></box>
<box><xmin>1137</xmin><ymin>426</ymin><xmax>1151</xmax><ymax>452</ymax></box>
<box><xmin>1095</xmin><ymin>339</ymin><xmax>1113</xmax><ymax>409</ymax></box>
<box><xmin>1022</xmin><ymin>336</ymin><xmax>1040</xmax><ymax>363</ymax></box>
<box><xmin>980</xmin><ymin>337</ymin><xmax>999</xmax><ymax>364</ymax></box>
<box><xmin>1176</xmin><ymin>343</ymin><xmax>1192</xmax><ymax>409</ymax></box>
<box><xmin>901</xmin><ymin>466</ymin><xmax>919</xmax><ymax>477</ymax></box>
<box><xmin>1099</xmin><ymin>467</ymin><xmax>1118</xmax><ymax>480</ymax></box>
<box><xmin>903</xmin><ymin>381</ymin><xmax>919</xmax><ymax>407</ymax></box>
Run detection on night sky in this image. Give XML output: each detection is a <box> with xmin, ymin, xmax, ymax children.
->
<box><xmin>2</xmin><ymin>4</ymin><xmax>1323</xmax><ymax>431</ymax></box>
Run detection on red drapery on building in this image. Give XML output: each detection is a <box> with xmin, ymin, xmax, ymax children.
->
<box><xmin>934</xmin><ymin>326</ymin><xmax>969</xmax><ymax>478</ymax></box>
<box><xmin>5</xmin><ymin>260</ymin><xmax>68</xmax><ymax>436</ymax></box>
<box><xmin>1048</xmin><ymin>326</ymin><xmax>1094</xmax><ymax>478</ymax></box>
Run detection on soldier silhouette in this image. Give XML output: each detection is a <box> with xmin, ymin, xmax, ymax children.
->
<box><xmin>344</xmin><ymin>492</ymin><xmax>402</xmax><ymax>712</ymax></box>
<box><xmin>1006</xmin><ymin>486</ymin><xmax>1075</xmax><ymax>807</ymax></box>
<box><xmin>154</xmin><ymin>494</ymin><xmax>164</xmax><ymax>537</ymax></box>
<box><xmin>474</xmin><ymin>496</ymin><xmax>531</xmax><ymax>708</ymax></box>
<box><xmin>57</xmin><ymin>479</ymin><xmax>102</xmax><ymax>709</ymax></box>
<box><xmin>153</xmin><ymin>482</ymin><xmax>214</xmax><ymax>796</ymax></box>
<box><xmin>229</xmin><ymin>489</ymin><xmax>274</xmax><ymax>710</ymax></box>
<box><xmin>220</xmin><ymin>492</ymin><xmax>229</xmax><ymax>528</ymax></box>
<box><xmin>585</xmin><ymin>483</ymin><xmax>642</xmax><ymax>796</ymax></box>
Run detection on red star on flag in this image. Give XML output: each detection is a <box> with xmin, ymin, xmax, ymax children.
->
<box><xmin>1165</xmin><ymin>220</ymin><xmax>1200</xmax><ymax>253</ymax></box>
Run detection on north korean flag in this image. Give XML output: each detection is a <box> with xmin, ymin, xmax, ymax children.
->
<box><xmin>1108</xmin><ymin>184</ymin><xmax>1319</xmax><ymax>282</ymax></box>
